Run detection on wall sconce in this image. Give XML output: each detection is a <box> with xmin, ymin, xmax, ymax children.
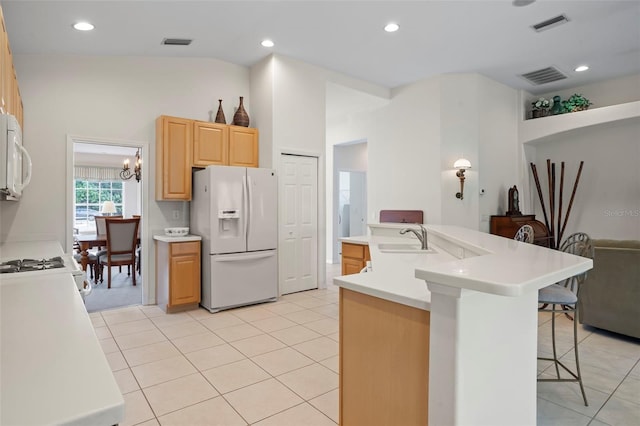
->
<box><xmin>454</xmin><ymin>158</ymin><xmax>471</xmax><ymax>200</ymax></box>
<box><xmin>120</xmin><ymin>148</ymin><xmax>141</xmax><ymax>182</ymax></box>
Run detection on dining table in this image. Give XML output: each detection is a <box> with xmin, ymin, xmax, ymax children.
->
<box><xmin>75</xmin><ymin>234</ymin><xmax>140</xmax><ymax>271</ymax></box>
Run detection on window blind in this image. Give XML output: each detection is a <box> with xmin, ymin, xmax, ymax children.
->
<box><xmin>74</xmin><ymin>166</ymin><xmax>121</xmax><ymax>181</ymax></box>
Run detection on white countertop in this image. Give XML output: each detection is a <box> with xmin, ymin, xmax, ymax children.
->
<box><xmin>153</xmin><ymin>234</ymin><xmax>203</xmax><ymax>242</ymax></box>
<box><xmin>417</xmin><ymin>225</ymin><xmax>592</xmax><ymax>297</ymax></box>
<box><xmin>339</xmin><ymin>236</ymin><xmax>369</xmax><ymax>245</ymax></box>
<box><xmin>1</xmin><ymin>274</ymin><xmax>125</xmax><ymax>425</ymax></box>
<box><xmin>335</xmin><ymin>235</ymin><xmax>457</xmax><ymax>310</ymax></box>
<box><xmin>333</xmin><ymin>224</ymin><xmax>592</xmax><ymax>310</ymax></box>
<box><xmin>0</xmin><ymin>240</ymin><xmax>65</xmax><ymax>260</ymax></box>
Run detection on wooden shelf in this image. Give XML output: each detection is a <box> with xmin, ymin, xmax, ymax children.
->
<box><xmin>519</xmin><ymin>101</ymin><xmax>640</xmax><ymax>145</ymax></box>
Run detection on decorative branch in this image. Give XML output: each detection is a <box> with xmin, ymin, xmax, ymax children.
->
<box><xmin>530</xmin><ymin>160</ymin><xmax>584</xmax><ymax>249</ymax></box>
<box><xmin>558</xmin><ymin>161</ymin><xmax>584</xmax><ymax>246</ymax></box>
<box><xmin>530</xmin><ymin>164</ymin><xmax>550</xmax><ymax>232</ymax></box>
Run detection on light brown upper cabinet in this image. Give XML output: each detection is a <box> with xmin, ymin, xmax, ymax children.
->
<box><xmin>193</xmin><ymin>121</ymin><xmax>229</xmax><ymax>167</ymax></box>
<box><xmin>156</xmin><ymin>115</ymin><xmax>193</xmax><ymax>200</ymax></box>
<box><xmin>0</xmin><ymin>4</ymin><xmax>23</xmax><ymax>128</ymax></box>
<box><xmin>194</xmin><ymin>122</ymin><xmax>259</xmax><ymax>168</ymax></box>
<box><xmin>156</xmin><ymin>115</ymin><xmax>260</xmax><ymax>200</ymax></box>
<box><xmin>228</xmin><ymin>125</ymin><xmax>259</xmax><ymax>168</ymax></box>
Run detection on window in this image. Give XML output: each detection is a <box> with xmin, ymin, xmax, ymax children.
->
<box><xmin>74</xmin><ymin>179</ymin><xmax>123</xmax><ymax>232</ymax></box>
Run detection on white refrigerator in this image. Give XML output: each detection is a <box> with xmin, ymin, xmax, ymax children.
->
<box><xmin>191</xmin><ymin>165</ymin><xmax>278</xmax><ymax>312</ymax></box>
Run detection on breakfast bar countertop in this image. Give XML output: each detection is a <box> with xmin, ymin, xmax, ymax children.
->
<box><xmin>333</xmin><ymin>224</ymin><xmax>592</xmax><ymax>309</ymax></box>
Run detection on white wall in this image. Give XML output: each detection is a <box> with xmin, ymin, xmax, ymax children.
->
<box><xmin>330</xmin><ymin>142</ymin><xmax>368</xmax><ymax>262</ymax></box>
<box><xmin>537</xmin><ymin>73</ymin><xmax>640</xmax><ymax>109</ymax></box>
<box><xmin>327</xmin><ymin>73</ymin><xmax>521</xmax><ymax>237</ymax></box>
<box><xmin>524</xmin><ymin>74</ymin><xmax>640</xmax><ymax>242</ymax></box>
<box><xmin>249</xmin><ymin>56</ymin><xmax>274</xmax><ymax>169</ymax></box>
<box><xmin>323</xmin><ymin>73</ymin><xmax>522</xmax><ymax>263</ymax></box>
<box><xmin>2</xmin><ymin>54</ymin><xmax>250</xmax><ymax>303</ymax></box>
<box><xmin>334</xmin><ymin>143</ymin><xmax>368</xmax><ymax>172</ymax></box>
<box><xmin>477</xmin><ymin>75</ymin><xmax>521</xmax><ymax>230</ymax></box>
<box><xmin>439</xmin><ymin>75</ymin><xmax>479</xmax><ymax>229</ymax></box>
<box><xmin>438</xmin><ymin>74</ymin><xmax>522</xmax><ymax>231</ymax></box>
<box><xmin>530</xmin><ymin>120</ymin><xmax>640</xmax><ymax>241</ymax></box>
<box><xmin>265</xmin><ymin>55</ymin><xmax>329</xmax><ymax>286</ymax></box>
<box><xmin>370</xmin><ymin>77</ymin><xmax>443</xmax><ymax>224</ymax></box>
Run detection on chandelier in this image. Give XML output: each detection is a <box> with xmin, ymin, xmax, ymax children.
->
<box><xmin>121</xmin><ymin>148</ymin><xmax>141</xmax><ymax>182</ymax></box>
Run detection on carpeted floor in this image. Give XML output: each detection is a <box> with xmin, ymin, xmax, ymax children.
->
<box><xmin>84</xmin><ymin>266</ymin><xmax>142</xmax><ymax>313</ymax></box>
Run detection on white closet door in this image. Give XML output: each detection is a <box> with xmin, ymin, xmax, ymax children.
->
<box><xmin>279</xmin><ymin>154</ymin><xmax>318</xmax><ymax>295</ymax></box>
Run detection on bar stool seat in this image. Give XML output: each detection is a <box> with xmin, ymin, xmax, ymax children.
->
<box><xmin>539</xmin><ymin>284</ymin><xmax>578</xmax><ymax>305</ymax></box>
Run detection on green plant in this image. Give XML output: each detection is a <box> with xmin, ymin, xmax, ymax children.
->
<box><xmin>531</xmin><ymin>97</ymin><xmax>551</xmax><ymax>111</ymax></box>
<box><xmin>561</xmin><ymin>93</ymin><xmax>592</xmax><ymax>113</ymax></box>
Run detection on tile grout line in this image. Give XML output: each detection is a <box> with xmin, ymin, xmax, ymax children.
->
<box><xmin>94</xmin><ymin>290</ymin><xmax>343</xmax><ymax>425</ymax></box>
<box><xmin>586</xmin><ymin>357</ymin><xmax>640</xmax><ymax>425</ymax></box>
<box><xmin>123</xmin><ymin>302</ymin><xmax>337</xmax><ymax>424</ymax></box>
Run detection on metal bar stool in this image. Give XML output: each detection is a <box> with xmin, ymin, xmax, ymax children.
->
<box><xmin>537</xmin><ymin>233</ymin><xmax>593</xmax><ymax>406</ymax></box>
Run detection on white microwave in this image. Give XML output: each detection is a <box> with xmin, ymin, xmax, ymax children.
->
<box><xmin>0</xmin><ymin>114</ymin><xmax>31</xmax><ymax>200</ymax></box>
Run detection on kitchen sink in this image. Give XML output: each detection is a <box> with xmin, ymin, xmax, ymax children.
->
<box><xmin>378</xmin><ymin>243</ymin><xmax>436</xmax><ymax>254</ymax></box>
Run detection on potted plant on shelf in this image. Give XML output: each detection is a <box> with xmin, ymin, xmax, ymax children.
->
<box><xmin>531</xmin><ymin>97</ymin><xmax>551</xmax><ymax>118</ymax></box>
<box><xmin>561</xmin><ymin>93</ymin><xmax>592</xmax><ymax>113</ymax></box>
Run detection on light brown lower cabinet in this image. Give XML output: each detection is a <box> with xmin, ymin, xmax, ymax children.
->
<box><xmin>340</xmin><ymin>288</ymin><xmax>430</xmax><ymax>425</ymax></box>
<box><xmin>341</xmin><ymin>242</ymin><xmax>371</xmax><ymax>275</ymax></box>
<box><xmin>156</xmin><ymin>240</ymin><xmax>201</xmax><ymax>313</ymax></box>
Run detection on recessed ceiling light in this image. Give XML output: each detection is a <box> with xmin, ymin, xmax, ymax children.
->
<box><xmin>73</xmin><ymin>22</ymin><xmax>94</xmax><ymax>31</ymax></box>
<box><xmin>384</xmin><ymin>23</ymin><xmax>399</xmax><ymax>33</ymax></box>
<box><xmin>513</xmin><ymin>0</ymin><xmax>536</xmax><ymax>6</ymax></box>
<box><xmin>575</xmin><ymin>65</ymin><xmax>589</xmax><ymax>72</ymax></box>
<box><xmin>261</xmin><ymin>39</ymin><xmax>274</xmax><ymax>47</ymax></box>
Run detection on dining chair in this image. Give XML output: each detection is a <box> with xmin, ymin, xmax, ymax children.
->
<box><xmin>73</xmin><ymin>237</ymin><xmax>99</xmax><ymax>282</ymax></box>
<box><xmin>95</xmin><ymin>215</ymin><xmax>123</xmax><ymax>235</ymax></box>
<box><xmin>537</xmin><ymin>233</ymin><xmax>593</xmax><ymax>406</ymax></box>
<box><xmin>94</xmin><ymin>215</ymin><xmax>123</xmax><ymax>273</ymax></box>
<box><xmin>514</xmin><ymin>224</ymin><xmax>535</xmax><ymax>243</ymax></box>
<box><xmin>98</xmin><ymin>217</ymin><xmax>140</xmax><ymax>289</ymax></box>
<box><xmin>132</xmin><ymin>215</ymin><xmax>142</xmax><ymax>273</ymax></box>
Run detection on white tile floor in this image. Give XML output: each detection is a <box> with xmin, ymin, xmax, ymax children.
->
<box><xmin>90</xmin><ymin>265</ymin><xmax>639</xmax><ymax>425</ymax></box>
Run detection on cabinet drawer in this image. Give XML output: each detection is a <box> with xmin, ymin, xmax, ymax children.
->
<box><xmin>170</xmin><ymin>241</ymin><xmax>200</xmax><ymax>256</ymax></box>
<box><xmin>342</xmin><ymin>243</ymin><xmax>364</xmax><ymax>259</ymax></box>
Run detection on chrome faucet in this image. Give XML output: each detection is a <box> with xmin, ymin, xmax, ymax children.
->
<box><xmin>399</xmin><ymin>224</ymin><xmax>428</xmax><ymax>250</ymax></box>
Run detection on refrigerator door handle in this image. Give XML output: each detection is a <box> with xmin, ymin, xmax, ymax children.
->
<box><xmin>247</xmin><ymin>174</ymin><xmax>253</xmax><ymax>238</ymax></box>
<box><xmin>243</xmin><ymin>174</ymin><xmax>249</xmax><ymax>242</ymax></box>
<box><xmin>213</xmin><ymin>251</ymin><xmax>276</xmax><ymax>262</ymax></box>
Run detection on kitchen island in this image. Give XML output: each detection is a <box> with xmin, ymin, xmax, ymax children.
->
<box><xmin>335</xmin><ymin>224</ymin><xmax>592</xmax><ymax>426</ymax></box>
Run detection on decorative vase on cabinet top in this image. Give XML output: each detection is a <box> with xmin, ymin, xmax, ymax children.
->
<box><xmin>232</xmin><ymin>96</ymin><xmax>250</xmax><ymax>127</ymax></box>
<box><xmin>215</xmin><ymin>99</ymin><xmax>226</xmax><ymax>124</ymax></box>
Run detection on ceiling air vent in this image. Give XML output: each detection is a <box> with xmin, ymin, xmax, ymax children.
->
<box><xmin>532</xmin><ymin>14</ymin><xmax>569</xmax><ymax>32</ymax></box>
<box><xmin>520</xmin><ymin>67</ymin><xmax>567</xmax><ymax>85</ymax></box>
<box><xmin>162</xmin><ymin>38</ymin><xmax>193</xmax><ymax>46</ymax></box>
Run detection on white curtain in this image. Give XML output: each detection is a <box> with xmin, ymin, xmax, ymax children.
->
<box><xmin>74</xmin><ymin>166</ymin><xmax>121</xmax><ymax>181</ymax></box>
